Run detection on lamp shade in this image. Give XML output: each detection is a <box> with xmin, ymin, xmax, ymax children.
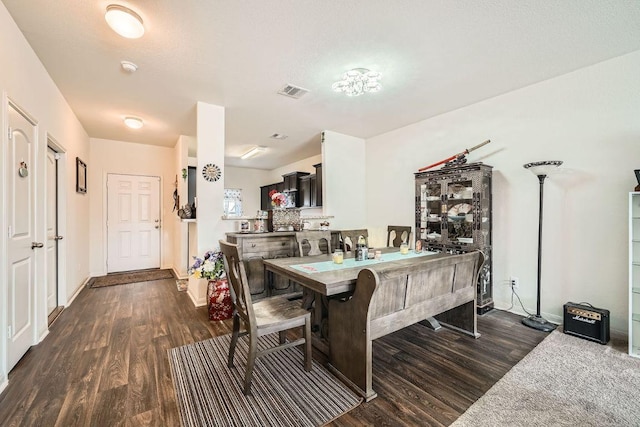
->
<box><xmin>124</xmin><ymin>116</ymin><xmax>144</xmax><ymax>129</ymax></box>
<box><xmin>105</xmin><ymin>5</ymin><xmax>144</xmax><ymax>39</ymax></box>
<box><xmin>241</xmin><ymin>146</ymin><xmax>266</xmax><ymax>159</ymax></box>
<box><xmin>523</xmin><ymin>160</ymin><xmax>563</xmax><ymax>177</ymax></box>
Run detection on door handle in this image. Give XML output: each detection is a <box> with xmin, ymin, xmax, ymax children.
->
<box><xmin>54</xmin><ymin>235</ymin><xmax>64</xmax><ymax>240</ymax></box>
<box><xmin>155</xmin><ymin>225</ymin><xmax>160</xmax><ymax>229</ymax></box>
<box><xmin>31</xmin><ymin>242</ymin><xmax>44</xmax><ymax>249</ymax></box>
<box><xmin>155</xmin><ymin>219</ymin><xmax>159</xmax><ymax>222</ymax></box>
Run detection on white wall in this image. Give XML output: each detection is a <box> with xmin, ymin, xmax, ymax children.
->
<box><xmin>366</xmin><ymin>50</ymin><xmax>640</xmax><ymax>333</ymax></box>
<box><xmin>322</xmin><ymin>131</ymin><xmax>367</xmax><ymax>229</ymax></box>
<box><xmin>0</xmin><ymin>3</ymin><xmax>90</xmax><ymax>390</ymax></box>
<box><xmin>88</xmin><ymin>138</ymin><xmax>176</xmax><ymax>276</ymax></box>
<box><xmin>267</xmin><ymin>154</ymin><xmax>322</xmax><ymax>183</ymax></box>
<box><xmin>173</xmin><ymin>135</ymin><xmax>192</xmax><ymax>277</ymax></box>
<box><xmin>188</xmin><ymin>102</ymin><xmax>226</xmax><ymax>305</ymax></box>
<box><xmin>225</xmin><ymin>165</ymin><xmax>271</xmax><ymax>217</ymax></box>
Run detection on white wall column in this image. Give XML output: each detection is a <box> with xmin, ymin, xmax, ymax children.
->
<box><xmin>187</xmin><ymin>102</ymin><xmax>225</xmax><ymax>306</ymax></box>
<box><xmin>321</xmin><ymin>130</ymin><xmax>366</xmax><ymax>229</ymax></box>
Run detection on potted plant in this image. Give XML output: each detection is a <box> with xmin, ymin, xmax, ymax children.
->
<box><xmin>189</xmin><ymin>249</ymin><xmax>232</xmax><ymax>321</ymax></box>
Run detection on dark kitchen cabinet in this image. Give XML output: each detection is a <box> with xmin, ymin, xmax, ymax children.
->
<box><xmin>282</xmin><ymin>172</ymin><xmax>309</xmax><ymax>193</ymax></box>
<box><xmin>260</xmin><ymin>182</ymin><xmax>283</xmax><ymax>210</ymax></box>
<box><xmin>313</xmin><ymin>163</ymin><xmax>322</xmax><ymax>207</ymax></box>
<box><xmin>300</xmin><ymin>174</ymin><xmax>313</xmax><ymax>207</ymax></box>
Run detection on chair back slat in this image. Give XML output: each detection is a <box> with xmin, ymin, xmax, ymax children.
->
<box><xmin>339</xmin><ymin>229</ymin><xmax>369</xmax><ymax>252</ymax></box>
<box><xmin>219</xmin><ymin>240</ymin><xmax>255</xmax><ymax>327</ymax></box>
<box><xmin>387</xmin><ymin>225</ymin><xmax>412</xmax><ymax>247</ymax></box>
<box><xmin>295</xmin><ymin>230</ymin><xmax>332</xmax><ymax>257</ymax></box>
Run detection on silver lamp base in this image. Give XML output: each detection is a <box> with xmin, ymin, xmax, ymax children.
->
<box><xmin>522</xmin><ymin>314</ymin><xmax>557</xmax><ymax>332</ymax></box>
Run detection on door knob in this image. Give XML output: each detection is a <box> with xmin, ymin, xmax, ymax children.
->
<box><xmin>54</xmin><ymin>235</ymin><xmax>64</xmax><ymax>240</ymax></box>
<box><xmin>155</xmin><ymin>225</ymin><xmax>160</xmax><ymax>229</ymax></box>
<box><xmin>31</xmin><ymin>242</ymin><xmax>44</xmax><ymax>249</ymax></box>
<box><xmin>155</xmin><ymin>219</ymin><xmax>159</xmax><ymax>222</ymax></box>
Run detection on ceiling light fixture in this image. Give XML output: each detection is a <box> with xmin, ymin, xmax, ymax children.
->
<box><xmin>332</xmin><ymin>68</ymin><xmax>382</xmax><ymax>96</ymax></box>
<box><xmin>120</xmin><ymin>60</ymin><xmax>138</xmax><ymax>73</ymax></box>
<box><xmin>270</xmin><ymin>133</ymin><xmax>288</xmax><ymax>140</ymax></box>
<box><xmin>240</xmin><ymin>146</ymin><xmax>266</xmax><ymax>160</ymax></box>
<box><xmin>123</xmin><ymin>116</ymin><xmax>144</xmax><ymax>129</ymax></box>
<box><xmin>105</xmin><ymin>4</ymin><xmax>145</xmax><ymax>39</ymax></box>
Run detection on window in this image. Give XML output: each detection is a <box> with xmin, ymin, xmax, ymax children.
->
<box><xmin>224</xmin><ymin>188</ymin><xmax>243</xmax><ymax>217</ymax></box>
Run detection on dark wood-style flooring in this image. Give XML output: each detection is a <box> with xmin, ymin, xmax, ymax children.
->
<box><xmin>0</xmin><ymin>278</ymin><xmax>547</xmax><ymax>426</ymax></box>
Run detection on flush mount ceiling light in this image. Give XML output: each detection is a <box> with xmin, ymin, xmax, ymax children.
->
<box><xmin>123</xmin><ymin>116</ymin><xmax>144</xmax><ymax>129</ymax></box>
<box><xmin>120</xmin><ymin>60</ymin><xmax>138</xmax><ymax>73</ymax></box>
<box><xmin>105</xmin><ymin>4</ymin><xmax>145</xmax><ymax>39</ymax></box>
<box><xmin>332</xmin><ymin>68</ymin><xmax>382</xmax><ymax>96</ymax></box>
<box><xmin>240</xmin><ymin>146</ymin><xmax>266</xmax><ymax>160</ymax></box>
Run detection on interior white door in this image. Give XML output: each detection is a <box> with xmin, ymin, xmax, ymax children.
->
<box><xmin>7</xmin><ymin>103</ymin><xmax>38</xmax><ymax>371</ymax></box>
<box><xmin>46</xmin><ymin>147</ymin><xmax>59</xmax><ymax>317</ymax></box>
<box><xmin>107</xmin><ymin>174</ymin><xmax>161</xmax><ymax>273</ymax></box>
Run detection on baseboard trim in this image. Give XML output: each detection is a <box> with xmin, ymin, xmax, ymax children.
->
<box><xmin>186</xmin><ymin>288</ymin><xmax>206</xmax><ymax>307</ymax></box>
<box><xmin>171</xmin><ymin>267</ymin><xmax>188</xmax><ymax>280</ymax></box>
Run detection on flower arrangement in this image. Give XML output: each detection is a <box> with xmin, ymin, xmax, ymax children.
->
<box><xmin>269</xmin><ymin>189</ymin><xmax>288</xmax><ymax>208</ymax></box>
<box><xmin>189</xmin><ymin>249</ymin><xmax>226</xmax><ymax>281</ymax></box>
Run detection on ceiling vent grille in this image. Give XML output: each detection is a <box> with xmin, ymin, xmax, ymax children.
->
<box><xmin>278</xmin><ymin>84</ymin><xmax>309</xmax><ymax>99</ymax></box>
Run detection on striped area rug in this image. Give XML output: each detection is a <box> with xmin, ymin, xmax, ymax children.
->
<box><xmin>168</xmin><ymin>334</ymin><xmax>362</xmax><ymax>427</ymax></box>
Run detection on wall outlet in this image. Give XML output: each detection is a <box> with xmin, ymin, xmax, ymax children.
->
<box><xmin>510</xmin><ymin>276</ymin><xmax>519</xmax><ymax>289</ymax></box>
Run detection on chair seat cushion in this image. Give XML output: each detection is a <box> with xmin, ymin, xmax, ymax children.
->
<box><xmin>254</xmin><ymin>296</ymin><xmax>309</xmax><ymax>331</ymax></box>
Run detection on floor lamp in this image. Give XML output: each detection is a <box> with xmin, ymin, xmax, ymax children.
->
<box><xmin>522</xmin><ymin>160</ymin><xmax>563</xmax><ymax>332</ymax></box>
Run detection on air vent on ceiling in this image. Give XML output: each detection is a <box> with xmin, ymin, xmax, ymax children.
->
<box><xmin>270</xmin><ymin>133</ymin><xmax>288</xmax><ymax>140</ymax></box>
<box><xmin>278</xmin><ymin>84</ymin><xmax>309</xmax><ymax>99</ymax></box>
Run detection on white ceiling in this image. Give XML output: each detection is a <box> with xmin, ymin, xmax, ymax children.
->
<box><xmin>3</xmin><ymin>0</ymin><xmax>640</xmax><ymax>169</ymax></box>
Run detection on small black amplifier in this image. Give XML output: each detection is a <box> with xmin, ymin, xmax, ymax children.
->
<box><xmin>563</xmin><ymin>302</ymin><xmax>610</xmax><ymax>345</ymax></box>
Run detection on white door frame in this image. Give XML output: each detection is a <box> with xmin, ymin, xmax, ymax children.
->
<box><xmin>46</xmin><ymin>136</ymin><xmax>67</xmax><ymax>307</ymax></box>
<box><xmin>0</xmin><ymin>91</ymin><xmax>8</xmax><ymax>390</ymax></box>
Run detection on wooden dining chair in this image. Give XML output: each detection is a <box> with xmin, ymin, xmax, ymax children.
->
<box><xmin>294</xmin><ymin>230</ymin><xmax>332</xmax><ymax>328</ymax></box>
<box><xmin>295</xmin><ymin>230</ymin><xmax>333</xmax><ymax>257</ymax></box>
<box><xmin>387</xmin><ymin>225</ymin><xmax>412</xmax><ymax>247</ymax></box>
<box><xmin>219</xmin><ymin>240</ymin><xmax>312</xmax><ymax>395</ymax></box>
<box><xmin>339</xmin><ymin>229</ymin><xmax>369</xmax><ymax>252</ymax></box>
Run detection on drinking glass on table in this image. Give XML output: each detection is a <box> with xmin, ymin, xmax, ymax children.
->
<box><xmin>400</xmin><ymin>242</ymin><xmax>409</xmax><ymax>255</ymax></box>
<box><xmin>332</xmin><ymin>249</ymin><xmax>344</xmax><ymax>264</ymax></box>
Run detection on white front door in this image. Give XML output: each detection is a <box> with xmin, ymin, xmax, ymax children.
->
<box><xmin>7</xmin><ymin>103</ymin><xmax>38</xmax><ymax>371</ymax></box>
<box><xmin>46</xmin><ymin>147</ymin><xmax>60</xmax><ymax>318</ymax></box>
<box><xmin>107</xmin><ymin>174</ymin><xmax>161</xmax><ymax>273</ymax></box>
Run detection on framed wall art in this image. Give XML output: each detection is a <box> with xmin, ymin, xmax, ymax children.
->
<box><xmin>76</xmin><ymin>157</ymin><xmax>87</xmax><ymax>193</ymax></box>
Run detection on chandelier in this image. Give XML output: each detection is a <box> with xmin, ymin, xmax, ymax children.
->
<box><xmin>332</xmin><ymin>68</ymin><xmax>382</xmax><ymax>96</ymax></box>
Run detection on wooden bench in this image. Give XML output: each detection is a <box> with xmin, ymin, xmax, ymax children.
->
<box><xmin>328</xmin><ymin>251</ymin><xmax>484</xmax><ymax>400</ymax></box>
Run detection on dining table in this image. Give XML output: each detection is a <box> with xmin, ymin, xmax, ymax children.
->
<box><xmin>263</xmin><ymin>247</ymin><xmax>481</xmax><ymax>400</ymax></box>
<box><xmin>263</xmin><ymin>247</ymin><xmax>447</xmax><ymax>297</ymax></box>
<box><xmin>264</xmin><ymin>248</ymin><xmax>447</xmax><ymax>351</ymax></box>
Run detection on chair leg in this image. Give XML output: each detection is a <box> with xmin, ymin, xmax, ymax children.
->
<box><xmin>278</xmin><ymin>330</ymin><xmax>286</xmax><ymax>345</ymax></box>
<box><xmin>243</xmin><ymin>334</ymin><xmax>258</xmax><ymax>395</ymax></box>
<box><xmin>304</xmin><ymin>316</ymin><xmax>312</xmax><ymax>372</ymax></box>
<box><xmin>228</xmin><ymin>314</ymin><xmax>240</xmax><ymax>368</ymax></box>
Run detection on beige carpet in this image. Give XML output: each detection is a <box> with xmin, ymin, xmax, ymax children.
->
<box><xmin>89</xmin><ymin>269</ymin><xmax>174</xmax><ymax>288</ymax></box>
<box><xmin>452</xmin><ymin>330</ymin><xmax>640</xmax><ymax>427</ymax></box>
<box><xmin>168</xmin><ymin>333</ymin><xmax>362</xmax><ymax>427</ymax></box>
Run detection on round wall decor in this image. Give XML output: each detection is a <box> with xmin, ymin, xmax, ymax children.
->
<box><xmin>202</xmin><ymin>163</ymin><xmax>221</xmax><ymax>182</ymax></box>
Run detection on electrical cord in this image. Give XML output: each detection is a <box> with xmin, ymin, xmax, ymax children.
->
<box><xmin>510</xmin><ymin>285</ymin><xmax>534</xmax><ymax>316</ymax></box>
